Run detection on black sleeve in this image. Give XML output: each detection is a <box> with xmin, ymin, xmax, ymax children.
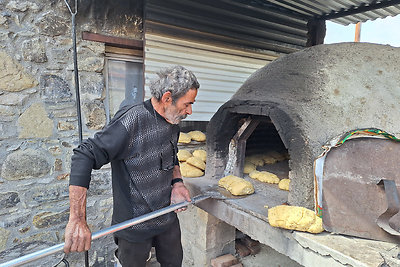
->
<box><xmin>69</xmin><ymin>121</ymin><xmax>130</xmax><ymax>188</ymax></box>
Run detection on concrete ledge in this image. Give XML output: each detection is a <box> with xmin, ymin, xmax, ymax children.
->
<box><xmin>183</xmin><ymin>176</ymin><xmax>400</xmax><ymax>267</ymax></box>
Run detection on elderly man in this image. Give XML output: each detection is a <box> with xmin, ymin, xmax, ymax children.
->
<box><xmin>64</xmin><ymin>65</ymin><xmax>200</xmax><ymax>267</ymax></box>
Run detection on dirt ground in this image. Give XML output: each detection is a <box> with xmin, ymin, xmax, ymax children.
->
<box><xmin>239</xmin><ymin>244</ymin><xmax>302</xmax><ymax>267</ymax></box>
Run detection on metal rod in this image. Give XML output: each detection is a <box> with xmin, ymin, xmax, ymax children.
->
<box><xmin>63</xmin><ymin>0</ymin><xmax>82</xmax><ymax>143</ymax></box>
<box><xmin>0</xmin><ymin>195</ymin><xmax>210</xmax><ymax>267</ymax></box>
<box><xmin>64</xmin><ymin>0</ymin><xmax>85</xmax><ymax>264</ymax></box>
<box><xmin>71</xmin><ymin>13</ymin><xmax>83</xmax><ymax>144</ymax></box>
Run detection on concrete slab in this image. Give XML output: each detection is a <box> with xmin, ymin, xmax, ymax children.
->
<box><xmin>183</xmin><ymin>176</ymin><xmax>400</xmax><ymax>267</ymax></box>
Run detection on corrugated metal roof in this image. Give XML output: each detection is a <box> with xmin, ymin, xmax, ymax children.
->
<box><xmin>146</xmin><ymin>0</ymin><xmax>400</xmax><ymax>56</ymax></box>
<box><xmin>146</xmin><ymin>0</ymin><xmax>309</xmax><ymax>54</ymax></box>
<box><xmin>257</xmin><ymin>0</ymin><xmax>400</xmax><ymax>25</ymax></box>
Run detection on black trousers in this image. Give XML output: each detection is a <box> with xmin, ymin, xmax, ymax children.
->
<box><xmin>114</xmin><ymin>219</ymin><xmax>183</xmax><ymax>267</ymax></box>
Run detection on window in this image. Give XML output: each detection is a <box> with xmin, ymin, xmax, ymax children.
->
<box><xmin>105</xmin><ymin>47</ymin><xmax>144</xmax><ymax>123</ymax></box>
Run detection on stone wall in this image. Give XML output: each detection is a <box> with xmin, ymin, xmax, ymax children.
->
<box><xmin>0</xmin><ymin>0</ymin><xmax>142</xmax><ymax>265</ymax></box>
<box><xmin>178</xmin><ymin>205</ymin><xmax>236</xmax><ymax>267</ymax></box>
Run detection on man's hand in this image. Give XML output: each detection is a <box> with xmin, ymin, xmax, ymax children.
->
<box><xmin>64</xmin><ymin>218</ymin><xmax>92</xmax><ymax>253</ymax></box>
<box><xmin>64</xmin><ymin>185</ymin><xmax>92</xmax><ymax>253</ymax></box>
<box><xmin>171</xmin><ymin>182</ymin><xmax>191</xmax><ymax>213</ymax></box>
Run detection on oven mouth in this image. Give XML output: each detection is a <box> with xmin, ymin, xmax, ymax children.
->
<box><xmin>222</xmin><ymin>115</ymin><xmax>291</xmax><ymax>204</ymax></box>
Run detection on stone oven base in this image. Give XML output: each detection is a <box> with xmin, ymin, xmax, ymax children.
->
<box><xmin>180</xmin><ymin>176</ymin><xmax>400</xmax><ymax>267</ymax></box>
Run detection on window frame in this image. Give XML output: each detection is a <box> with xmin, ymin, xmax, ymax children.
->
<box><xmin>104</xmin><ymin>52</ymin><xmax>144</xmax><ymax>124</ymax></box>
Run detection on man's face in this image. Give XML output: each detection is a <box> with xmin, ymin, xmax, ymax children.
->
<box><xmin>164</xmin><ymin>89</ymin><xmax>197</xmax><ymax>124</ymax></box>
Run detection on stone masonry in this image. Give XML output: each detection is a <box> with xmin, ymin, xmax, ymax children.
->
<box><xmin>0</xmin><ymin>0</ymin><xmax>239</xmax><ymax>266</ymax></box>
<box><xmin>178</xmin><ymin>205</ymin><xmax>236</xmax><ymax>267</ymax></box>
<box><xmin>0</xmin><ymin>0</ymin><xmax>141</xmax><ymax>265</ymax></box>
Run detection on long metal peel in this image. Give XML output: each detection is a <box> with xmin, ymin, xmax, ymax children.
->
<box><xmin>0</xmin><ymin>195</ymin><xmax>211</xmax><ymax>267</ymax></box>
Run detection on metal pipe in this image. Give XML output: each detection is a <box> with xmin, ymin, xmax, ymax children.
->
<box><xmin>0</xmin><ymin>195</ymin><xmax>210</xmax><ymax>267</ymax></box>
<box><xmin>71</xmin><ymin>12</ymin><xmax>83</xmax><ymax>144</ymax></box>
<box><xmin>64</xmin><ymin>0</ymin><xmax>86</xmax><ymax>264</ymax></box>
<box><xmin>63</xmin><ymin>0</ymin><xmax>83</xmax><ymax>143</ymax></box>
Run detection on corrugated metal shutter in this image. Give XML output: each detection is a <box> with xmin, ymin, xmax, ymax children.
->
<box><xmin>144</xmin><ymin>34</ymin><xmax>278</xmax><ymax>121</ymax></box>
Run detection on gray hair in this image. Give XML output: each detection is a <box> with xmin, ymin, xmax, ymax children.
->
<box><xmin>150</xmin><ymin>65</ymin><xmax>200</xmax><ymax>103</ymax></box>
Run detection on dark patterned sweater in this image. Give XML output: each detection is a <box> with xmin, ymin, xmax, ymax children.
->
<box><xmin>69</xmin><ymin>99</ymin><xmax>180</xmax><ymax>242</ymax></box>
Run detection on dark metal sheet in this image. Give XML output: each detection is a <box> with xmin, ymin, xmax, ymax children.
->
<box><xmin>145</xmin><ymin>0</ymin><xmax>308</xmax><ymax>54</ymax></box>
<box><xmin>322</xmin><ymin>138</ymin><xmax>400</xmax><ymax>243</ymax></box>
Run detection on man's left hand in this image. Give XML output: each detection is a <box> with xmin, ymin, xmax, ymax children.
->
<box><xmin>171</xmin><ymin>182</ymin><xmax>191</xmax><ymax>212</ymax></box>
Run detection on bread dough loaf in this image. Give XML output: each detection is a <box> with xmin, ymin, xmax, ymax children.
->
<box><xmin>218</xmin><ymin>175</ymin><xmax>254</xmax><ymax>196</ymax></box>
<box><xmin>178</xmin><ymin>132</ymin><xmax>191</xmax><ymax>144</ymax></box>
<box><xmin>243</xmin><ymin>162</ymin><xmax>256</xmax><ymax>174</ymax></box>
<box><xmin>262</xmin><ymin>155</ymin><xmax>278</xmax><ymax>164</ymax></box>
<box><xmin>268</xmin><ymin>205</ymin><xmax>324</xmax><ymax>234</ymax></box>
<box><xmin>177</xmin><ymin>150</ymin><xmax>192</xmax><ymax>162</ymax></box>
<box><xmin>186</xmin><ymin>156</ymin><xmax>206</xmax><ymax>170</ymax></box>
<box><xmin>188</xmin><ymin>130</ymin><xmax>206</xmax><ymax>142</ymax></box>
<box><xmin>246</xmin><ymin>155</ymin><xmax>264</xmax><ymax>167</ymax></box>
<box><xmin>249</xmin><ymin>170</ymin><xmax>280</xmax><ymax>184</ymax></box>
<box><xmin>278</xmin><ymin>179</ymin><xmax>290</xmax><ymax>191</ymax></box>
<box><xmin>193</xmin><ymin>149</ymin><xmax>207</xmax><ymax>162</ymax></box>
<box><xmin>264</xmin><ymin>151</ymin><xmax>287</xmax><ymax>162</ymax></box>
<box><xmin>180</xmin><ymin>162</ymin><xmax>204</xmax><ymax>177</ymax></box>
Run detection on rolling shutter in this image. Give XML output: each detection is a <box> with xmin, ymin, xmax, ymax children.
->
<box><xmin>144</xmin><ymin>34</ymin><xmax>278</xmax><ymax>121</ymax></box>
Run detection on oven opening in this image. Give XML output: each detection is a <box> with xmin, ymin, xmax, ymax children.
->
<box><xmin>224</xmin><ymin>115</ymin><xmax>291</xmax><ymax>205</ymax></box>
<box><xmin>244</xmin><ymin>117</ymin><xmax>289</xmax><ymax>181</ymax></box>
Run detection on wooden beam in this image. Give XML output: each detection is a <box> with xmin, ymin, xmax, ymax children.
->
<box><xmin>354</xmin><ymin>22</ymin><xmax>361</xmax><ymax>42</ymax></box>
<box><xmin>234</xmin><ymin>119</ymin><xmax>259</xmax><ymax>177</ymax></box>
<box><xmin>82</xmin><ymin>31</ymin><xmax>143</xmax><ymax>49</ymax></box>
